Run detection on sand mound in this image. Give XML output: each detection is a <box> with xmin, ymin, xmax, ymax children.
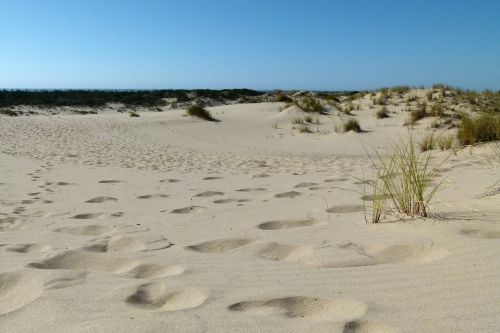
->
<box><xmin>0</xmin><ymin>271</ymin><xmax>43</xmax><ymax>315</ymax></box>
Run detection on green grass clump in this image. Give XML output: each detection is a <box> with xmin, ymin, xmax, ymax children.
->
<box><xmin>295</xmin><ymin>97</ymin><xmax>324</xmax><ymax>113</ymax></box>
<box><xmin>0</xmin><ymin>109</ymin><xmax>20</xmax><ymax>116</ymax></box>
<box><xmin>419</xmin><ymin>133</ymin><xmax>435</xmax><ymax>152</ymax></box>
<box><xmin>343</xmin><ymin>119</ymin><xmax>361</xmax><ymax>132</ymax></box>
<box><xmin>292</xmin><ymin>117</ymin><xmax>305</xmax><ymax>124</ymax></box>
<box><xmin>436</xmin><ymin>134</ymin><xmax>454</xmax><ymax>151</ymax></box>
<box><xmin>364</xmin><ymin>133</ymin><xmax>445</xmax><ymax>223</ymax></box>
<box><xmin>186</xmin><ymin>105</ymin><xmax>218</xmax><ymax>122</ymax></box>
<box><xmin>457</xmin><ymin>113</ymin><xmax>500</xmax><ymax>145</ymax></box>
<box><xmin>376</xmin><ymin>107</ymin><xmax>389</xmax><ymax>119</ymax></box>
<box><xmin>275</xmin><ymin>93</ymin><xmax>292</xmax><ymax>103</ymax></box>
<box><xmin>297</xmin><ymin>124</ymin><xmax>314</xmax><ymax>133</ymax></box>
<box><xmin>409</xmin><ymin>103</ymin><xmax>427</xmax><ymax>124</ymax></box>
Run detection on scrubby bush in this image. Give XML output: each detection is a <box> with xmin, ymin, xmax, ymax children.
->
<box><xmin>409</xmin><ymin>103</ymin><xmax>427</xmax><ymax>124</ymax></box>
<box><xmin>376</xmin><ymin>107</ymin><xmax>389</xmax><ymax>119</ymax></box>
<box><xmin>295</xmin><ymin>97</ymin><xmax>324</xmax><ymax>113</ymax></box>
<box><xmin>343</xmin><ymin>119</ymin><xmax>361</xmax><ymax>132</ymax></box>
<box><xmin>186</xmin><ymin>105</ymin><xmax>218</xmax><ymax>122</ymax></box>
<box><xmin>275</xmin><ymin>93</ymin><xmax>292</xmax><ymax>103</ymax></box>
<box><xmin>457</xmin><ymin>113</ymin><xmax>500</xmax><ymax>145</ymax></box>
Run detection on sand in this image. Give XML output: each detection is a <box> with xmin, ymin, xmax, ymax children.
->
<box><xmin>0</xmin><ymin>102</ymin><xmax>499</xmax><ymax>332</ymax></box>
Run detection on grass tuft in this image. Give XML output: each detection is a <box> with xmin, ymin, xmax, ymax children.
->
<box><xmin>363</xmin><ymin>132</ymin><xmax>445</xmax><ymax>223</ymax></box>
<box><xmin>457</xmin><ymin>113</ymin><xmax>500</xmax><ymax>146</ymax></box>
<box><xmin>343</xmin><ymin>119</ymin><xmax>362</xmax><ymax>133</ymax></box>
<box><xmin>186</xmin><ymin>105</ymin><xmax>218</xmax><ymax>122</ymax></box>
<box><xmin>376</xmin><ymin>107</ymin><xmax>389</xmax><ymax>119</ymax></box>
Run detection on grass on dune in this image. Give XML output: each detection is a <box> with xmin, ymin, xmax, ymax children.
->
<box><xmin>362</xmin><ymin>132</ymin><xmax>445</xmax><ymax>223</ymax></box>
<box><xmin>186</xmin><ymin>105</ymin><xmax>219</xmax><ymax>122</ymax></box>
<box><xmin>457</xmin><ymin>113</ymin><xmax>500</xmax><ymax>146</ymax></box>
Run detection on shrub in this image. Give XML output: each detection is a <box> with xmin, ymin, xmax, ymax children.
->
<box><xmin>409</xmin><ymin>103</ymin><xmax>427</xmax><ymax>124</ymax></box>
<box><xmin>186</xmin><ymin>105</ymin><xmax>218</xmax><ymax>122</ymax></box>
<box><xmin>457</xmin><ymin>113</ymin><xmax>500</xmax><ymax>145</ymax></box>
<box><xmin>0</xmin><ymin>109</ymin><xmax>20</xmax><ymax>116</ymax></box>
<box><xmin>295</xmin><ymin>97</ymin><xmax>324</xmax><ymax>113</ymax></box>
<box><xmin>430</xmin><ymin>102</ymin><xmax>444</xmax><ymax>117</ymax></box>
<box><xmin>343</xmin><ymin>119</ymin><xmax>361</xmax><ymax>132</ymax></box>
<box><xmin>275</xmin><ymin>93</ymin><xmax>292</xmax><ymax>103</ymax></box>
<box><xmin>364</xmin><ymin>133</ymin><xmax>445</xmax><ymax>222</ymax></box>
<box><xmin>376</xmin><ymin>107</ymin><xmax>389</xmax><ymax>119</ymax></box>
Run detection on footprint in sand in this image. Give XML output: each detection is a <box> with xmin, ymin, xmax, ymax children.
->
<box><xmin>169</xmin><ymin>206</ymin><xmax>206</xmax><ymax>214</ymax></box>
<box><xmin>228</xmin><ymin>296</ymin><xmax>366</xmax><ymax>322</ymax></box>
<box><xmin>85</xmin><ymin>196</ymin><xmax>118</xmax><ymax>203</ymax></box>
<box><xmin>326</xmin><ymin>205</ymin><xmax>365</xmax><ymax>214</ymax></box>
<box><xmin>71</xmin><ymin>213</ymin><xmax>103</xmax><ymax>219</ymax></box>
<box><xmin>255</xmin><ymin>242</ymin><xmax>313</xmax><ymax>262</ymax></box>
<box><xmin>343</xmin><ymin>320</ymin><xmax>401</xmax><ymax>333</ymax></box>
<box><xmin>306</xmin><ymin>242</ymin><xmax>449</xmax><ymax>268</ymax></box>
<box><xmin>213</xmin><ymin>198</ymin><xmax>251</xmax><ymax>204</ymax></box>
<box><xmin>84</xmin><ymin>235</ymin><xmax>145</xmax><ymax>253</ymax></box>
<box><xmin>7</xmin><ymin>243</ymin><xmax>52</xmax><ymax>253</ymax></box>
<box><xmin>203</xmin><ymin>176</ymin><xmax>222</xmax><ymax>180</ymax></box>
<box><xmin>0</xmin><ymin>217</ymin><xmax>22</xmax><ymax>231</ymax></box>
<box><xmin>274</xmin><ymin>191</ymin><xmax>301</xmax><ymax>199</ymax></box>
<box><xmin>324</xmin><ymin>177</ymin><xmax>349</xmax><ymax>183</ymax></box>
<box><xmin>294</xmin><ymin>182</ymin><xmax>319</xmax><ymax>188</ymax></box>
<box><xmin>0</xmin><ymin>270</ymin><xmax>44</xmax><ymax>315</ymax></box>
<box><xmin>44</xmin><ymin>272</ymin><xmax>88</xmax><ymax>290</ymax></box>
<box><xmin>460</xmin><ymin>228</ymin><xmax>500</xmax><ymax>239</ymax></box>
<box><xmin>30</xmin><ymin>250</ymin><xmax>184</xmax><ymax>279</ymax></box>
<box><xmin>137</xmin><ymin>194</ymin><xmax>169</xmax><ymax>199</ymax></box>
<box><xmin>54</xmin><ymin>225</ymin><xmax>113</xmax><ymax>236</ymax></box>
<box><xmin>160</xmin><ymin>178</ymin><xmax>180</xmax><ymax>183</ymax></box>
<box><xmin>127</xmin><ymin>283</ymin><xmax>207</xmax><ymax>312</ymax></box>
<box><xmin>258</xmin><ymin>218</ymin><xmax>319</xmax><ymax>230</ymax></box>
<box><xmin>186</xmin><ymin>239</ymin><xmax>254</xmax><ymax>253</ymax></box>
<box><xmin>236</xmin><ymin>188</ymin><xmax>266</xmax><ymax>192</ymax></box>
<box><xmin>98</xmin><ymin>180</ymin><xmax>123</xmax><ymax>184</ymax></box>
<box><xmin>194</xmin><ymin>191</ymin><xmax>224</xmax><ymax>197</ymax></box>
<box><xmin>187</xmin><ymin>239</ymin><xmax>312</xmax><ymax>262</ymax></box>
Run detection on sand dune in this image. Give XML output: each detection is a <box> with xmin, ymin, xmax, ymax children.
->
<box><xmin>0</xmin><ymin>99</ymin><xmax>499</xmax><ymax>332</ymax></box>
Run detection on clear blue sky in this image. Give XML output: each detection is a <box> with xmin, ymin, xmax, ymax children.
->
<box><xmin>0</xmin><ymin>0</ymin><xmax>499</xmax><ymax>90</ymax></box>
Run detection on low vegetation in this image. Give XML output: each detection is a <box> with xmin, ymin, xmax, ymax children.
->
<box><xmin>295</xmin><ymin>96</ymin><xmax>324</xmax><ymax>113</ymax></box>
<box><xmin>343</xmin><ymin>119</ymin><xmax>361</xmax><ymax>132</ymax></box>
<box><xmin>364</xmin><ymin>133</ymin><xmax>445</xmax><ymax>223</ymax></box>
<box><xmin>436</xmin><ymin>134</ymin><xmax>454</xmax><ymax>151</ymax></box>
<box><xmin>186</xmin><ymin>105</ymin><xmax>218</xmax><ymax>122</ymax></box>
<box><xmin>376</xmin><ymin>107</ymin><xmax>389</xmax><ymax>119</ymax></box>
<box><xmin>0</xmin><ymin>89</ymin><xmax>264</xmax><ymax>108</ymax></box>
<box><xmin>129</xmin><ymin>111</ymin><xmax>140</xmax><ymax>117</ymax></box>
<box><xmin>420</xmin><ymin>133</ymin><xmax>435</xmax><ymax>152</ymax></box>
<box><xmin>457</xmin><ymin>113</ymin><xmax>500</xmax><ymax>146</ymax></box>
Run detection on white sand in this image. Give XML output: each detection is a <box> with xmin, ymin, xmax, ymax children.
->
<box><xmin>0</xmin><ymin>102</ymin><xmax>499</xmax><ymax>332</ymax></box>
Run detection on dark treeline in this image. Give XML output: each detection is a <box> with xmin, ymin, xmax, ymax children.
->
<box><xmin>0</xmin><ymin>89</ymin><xmax>265</xmax><ymax>107</ymax></box>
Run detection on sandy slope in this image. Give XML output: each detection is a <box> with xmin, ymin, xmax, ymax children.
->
<box><xmin>0</xmin><ymin>103</ymin><xmax>499</xmax><ymax>332</ymax></box>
